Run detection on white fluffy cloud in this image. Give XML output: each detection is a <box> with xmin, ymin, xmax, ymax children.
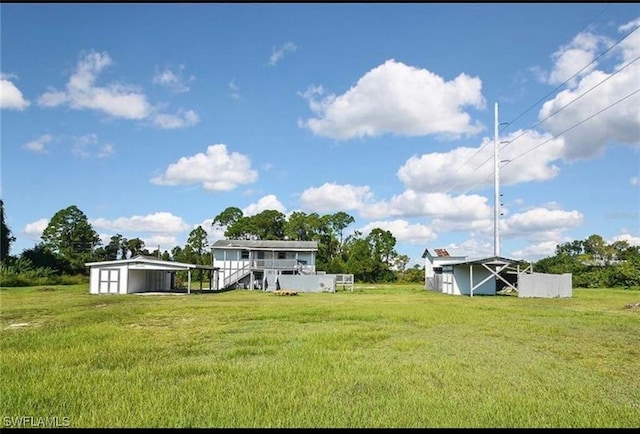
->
<box><xmin>299</xmin><ymin>59</ymin><xmax>485</xmax><ymax>140</ymax></box>
<box><xmin>501</xmin><ymin>207</ymin><xmax>584</xmax><ymax>240</ymax></box>
<box><xmin>23</xmin><ymin>134</ymin><xmax>53</xmax><ymax>154</ymax></box>
<box><xmin>23</xmin><ymin>218</ymin><xmax>49</xmax><ymax>241</ymax></box>
<box><xmin>545</xmin><ymin>31</ymin><xmax>606</xmax><ymax>86</ymax></box>
<box><xmin>37</xmin><ymin>50</ymin><xmax>198</xmax><ymax>129</ymax></box>
<box><xmin>397</xmin><ymin>129</ymin><xmax>565</xmax><ymax>194</ymax></box>
<box><xmin>91</xmin><ymin>212</ymin><xmax>189</xmax><ymax>233</ymax></box>
<box><xmin>537</xmin><ymin>18</ymin><xmax>640</xmax><ymax>160</ymax></box>
<box><xmin>0</xmin><ymin>74</ymin><xmax>30</xmax><ymax>110</ymax></box>
<box><xmin>142</xmin><ymin>235</ymin><xmax>180</xmax><ymax>251</ymax></box>
<box><xmin>611</xmin><ymin>232</ymin><xmax>640</xmax><ymax>247</ymax></box>
<box><xmin>511</xmin><ymin>240</ymin><xmax>566</xmax><ymax>261</ymax></box>
<box><xmin>38</xmin><ymin>51</ymin><xmax>151</xmax><ymax>119</ymax></box>
<box><xmin>242</xmin><ymin>195</ymin><xmax>287</xmax><ymax>216</ymax></box>
<box><xmin>151</xmin><ymin>144</ymin><xmax>258</xmax><ymax>191</ymax></box>
<box><xmin>361</xmin><ymin>190</ymin><xmax>492</xmax><ymax>221</ymax></box>
<box><xmin>358</xmin><ymin>219</ymin><xmax>437</xmax><ymax>244</ymax></box>
<box><xmin>299</xmin><ymin>182</ymin><xmax>374</xmax><ymax>213</ymax></box>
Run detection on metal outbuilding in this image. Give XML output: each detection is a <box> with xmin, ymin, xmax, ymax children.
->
<box><xmin>85</xmin><ymin>255</ymin><xmax>219</xmax><ymax>295</ymax></box>
<box><xmin>422</xmin><ymin>248</ymin><xmax>528</xmax><ymax>296</ymax></box>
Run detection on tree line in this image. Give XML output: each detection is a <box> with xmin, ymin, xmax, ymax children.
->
<box><xmin>533</xmin><ymin>234</ymin><xmax>640</xmax><ymax>288</ymax></box>
<box><xmin>2</xmin><ymin>200</ymin><xmax>637</xmax><ymax>289</ymax></box>
<box><xmin>0</xmin><ymin>203</ymin><xmax>424</xmax><ymax>286</ymax></box>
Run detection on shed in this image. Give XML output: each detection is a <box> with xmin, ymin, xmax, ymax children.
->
<box><xmin>85</xmin><ymin>255</ymin><xmax>219</xmax><ymax>295</ymax></box>
<box><xmin>422</xmin><ymin>248</ymin><xmax>527</xmax><ymax>296</ymax></box>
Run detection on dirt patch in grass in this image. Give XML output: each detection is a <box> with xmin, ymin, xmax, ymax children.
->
<box><xmin>274</xmin><ymin>290</ymin><xmax>298</xmax><ymax>296</ymax></box>
<box><xmin>37</xmin><ymin>287</ymin><xmax>57</xmax><ymax>292</ymax></box>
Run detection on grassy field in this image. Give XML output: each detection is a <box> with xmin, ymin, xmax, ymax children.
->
<box><xmin>1</xmin><ymin>284</ymin><xmax>639</xmax><ymax>428</ymax></box>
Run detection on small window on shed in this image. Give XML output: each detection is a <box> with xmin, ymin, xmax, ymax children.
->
<box><xmin>277</xmin><ymin>252</ymin><xmax>286</xmax><ymax>260</ymax></box>
<box><xmin>241</xmin><ymin>250</ymin><xmax>249</xmax><ymax>259</ymax></box>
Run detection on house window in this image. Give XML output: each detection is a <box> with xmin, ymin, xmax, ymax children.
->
<box><xmin>241</xmin><ymin>250</ymin><xmax>249</xmax><ymax>259</ymax></box>
<box><xmin>277</xmin><ymin>252</ymin><xmax>286</xmax><ymax>260</ymax></box>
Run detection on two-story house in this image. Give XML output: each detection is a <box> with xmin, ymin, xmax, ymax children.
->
<box><xmin>212</xmin><ymin>239</ymin><xmax>318</xmax><ymax>290</ymax></box>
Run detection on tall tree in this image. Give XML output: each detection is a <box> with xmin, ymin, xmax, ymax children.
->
<box><xmin>285</xmin><ymin>211</ymin><xmax>311</xmax><ymax>241</ymax></box>
<box><xmin>125</xmin><ymin>238</ymin><xmax>145</xmax><ymax>258</ymax></box>
<box><xmin>328</xmin><ymin>211</ymin><xmax>355</xmax><ymax>254</ymax></box>
<box><xmin>212</xmin><ymin>207</ymin><xmax>244</xmax><ymax>233</ymax></box>
<box><xmin>250</xmin><ymin>210</ymin><xmax>286</xmax><ymax>240</ymax></box>
<box><xmin>41</xmin><ymin>205</ymin><xmax>100</xmax><ymax>273</ymax></box>
<box><xmin>366</xmin><ymin>228</ymin><xmax>397</xmax><ymax>282</ymax></box>
<box><xmin>1</xmin><ymin>199</ymin><xmax>16</xmax><ymax>262</ymax></box>
<box><xmin>344</xmin><ymin>236</ymin><xmax>374</xmax><ymax>282</ymax></box>
<box><xmin>187</xmin><ymin>225</ymin><xmax>210</xmax><ymax>289</ymax></box>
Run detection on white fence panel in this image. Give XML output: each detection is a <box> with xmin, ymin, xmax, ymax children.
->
<box><xmin>518</xmin><ymin>272</ymin><xmax>572</xmax><ymax>298</ymax></box>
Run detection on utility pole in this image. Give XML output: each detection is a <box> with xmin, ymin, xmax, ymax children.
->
<box><xmin>493</xmin><ymin>102</ymin><xmax>500</xmax><ymax>257</ymax></box>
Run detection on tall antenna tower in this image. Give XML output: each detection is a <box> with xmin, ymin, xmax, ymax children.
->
<box><xmin>493</xmin><ymin>102</ymin><xmax>501</xmax><ymax>257</ymax></box>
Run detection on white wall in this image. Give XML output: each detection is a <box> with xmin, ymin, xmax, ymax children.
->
<box><xmin>90</xmin><ymin>265</ymin><xmax>128</xmax><ymax>294</ymax></box>
<box><xmin>127</xmin><ymin>269</ymin><xmax>146</xmax><ymax>293</ymax></box>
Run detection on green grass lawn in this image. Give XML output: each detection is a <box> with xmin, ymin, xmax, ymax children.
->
<box><xmin>1</xmin><ymin>284</ymin><xmax>639</xmax><ymax>428</ymax></box>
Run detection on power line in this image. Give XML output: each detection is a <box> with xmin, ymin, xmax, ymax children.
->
<box><xmin>503</xmin><ymin>87</ymin><xmax>640</xmax><ymax>165</ymax></box>
<box><xmin>439</xmin><ymin>20</ymin><xmax>639</xmax><ymax>197</ymax></box>
<box><xmin>499</xmin><ymin>20</ymin><xmax>639</xmax><ymax>135</ymax></box>
<box><xmin>457</xmin><ymin>86</ymin><xmax>640</xmax><ymax>196</ymax></box>
<box><xmin>465</xmin><ymin>53</ymin><xmax>638</xmax><ymax>181</ymax></box>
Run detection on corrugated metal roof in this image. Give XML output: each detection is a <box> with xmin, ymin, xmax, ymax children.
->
<box><xmin>212</xmin><ymin>239</ymin><xmax>318</xmax><ymax>251</ymax></box>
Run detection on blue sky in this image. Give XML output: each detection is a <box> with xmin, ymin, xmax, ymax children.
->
<box><xmin>2</xmin><ymin>3</ymin><xmax>639</xmax><ymax>266</ymax></box>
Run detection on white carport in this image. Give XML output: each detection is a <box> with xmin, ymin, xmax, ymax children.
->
<box><xmin>85</xmin><ymin>255</ymin><xmax>219</xmax><ymax>295</ymax></box>
<box><xmin>458</xmin><ymin>256</ymin><xmax>523</xmax><ymax>297</ymax></box>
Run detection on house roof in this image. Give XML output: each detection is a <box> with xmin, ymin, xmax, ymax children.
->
<box><xmin>85</xmin><ymin>255</ymin><xmax>218</xmax><ymax>270</ymax></box>
<box><xmin>212</xmin><ymin>239</ymin><xmax>318</xmax><ymax>251</ymax></box>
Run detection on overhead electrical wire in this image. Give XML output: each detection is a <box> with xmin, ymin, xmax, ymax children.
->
<box><xmin>457</xmin><ymin>86</ymin><xmax>640</xmax><ymax>197</ymax></box>
<box><xmin>438</xmin><ymin>19</ymin><xmax>639</xmax><ymax>197</ymax></box>
<box><xmin>499</xmin><ymin>7</ymin><xmax>636</xmax><ymax>135</ymax></box>
<box><xmin>502</xmin><ymin>87</ymin><xmax>640</xmax><ymax>166</ymax></box>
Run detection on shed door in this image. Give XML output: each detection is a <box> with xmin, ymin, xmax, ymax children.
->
<box><xmin>99</xmin><ymin>269</ymin><xmax>120</xmax><ymax>294</ymax></box>
<box><xmin>443</xmin><ymin>271</ymin><xmax>453</xmax><ymax>294</ymax></box>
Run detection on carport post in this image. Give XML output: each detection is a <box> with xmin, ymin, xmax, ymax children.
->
<box><xmin>188</xmin><ymin>269</ymin><xmax>191</xmax><ymax>295</ymax></box>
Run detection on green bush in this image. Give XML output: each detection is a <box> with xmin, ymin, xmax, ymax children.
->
<box><xmin>0</xmin><ymin>264</ymin><xmax>87</xmax><ymax>287</ymax></box>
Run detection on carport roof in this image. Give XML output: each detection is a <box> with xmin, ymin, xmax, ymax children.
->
<box><xmin>440</xmin><ymin>255</ymin><xmax>524</xmax><ymax>266</ymax></box>
<box><xmin>85</xmin><ymin>255</ymin><xmax>218</xmax><ymax>270</ymax></box>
